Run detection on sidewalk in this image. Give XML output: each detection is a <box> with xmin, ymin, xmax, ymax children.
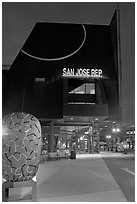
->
<box><xmin>8</xmin><ymin>152</ymin><xmax>128</xmax><ymax>202</ymax></box>
<box><xmin>100</xmin><ymin>150</ymin><xmax>135</xmax><ymax>158</ymax></box>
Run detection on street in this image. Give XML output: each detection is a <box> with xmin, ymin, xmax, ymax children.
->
<box><xmin>102</xmin><ymin>153</ymin><xmax>135</xmax><ymax>202</ymax></box>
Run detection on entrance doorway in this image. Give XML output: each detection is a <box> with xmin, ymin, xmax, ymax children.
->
<box><xmin>41</xmin><ymin>123</ymin><xmax>100</xmax><ymax>154</ymax></box>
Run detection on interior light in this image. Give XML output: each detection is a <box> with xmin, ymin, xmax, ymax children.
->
<box><xmin>85</xmin><ymin>131</ymin><xmax>89</xmax><ymax>134</ymax></box>
<box><xmin>126</xmin><ymin>131</ymin><xmax>129</xmax><ymax>134</ymax></box>
<box><xmin>116</xmin><ymin>128</ymin><xmax>120</xmax><ymax>132</ymax></box>
<box><xmin>80</xmin><ymin>136</ymin><xmax>84</xmax><ymax>140</ymax></box>
<box><xmin>35</xmin><ymin>78</ymin><xmax>45</xmax><ymax>82</ymax></box>
<box><xmin>106</xmin><ymin>135</ymin><xmax>111</xmax><ymax>139</ymax></box>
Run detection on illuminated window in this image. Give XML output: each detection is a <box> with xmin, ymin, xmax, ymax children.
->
<box><xmin>68</xmin><ymin>83</ymin><xmax>95</xmax><ymax>104</ymax></box>
<box><xmin>69</xmin><ymin>83</ymin><xmax>95</xmax><ymax>94</ymax></box>
<box><xmin>86</xmin><ymin>83</ymin><xmax>95</xmax><ymax>94</ymax></box>
<box><xmin>35</xmin><ymin>78</ymin><xmax>45</xmax><ymax>82</ymax></box>
<box><xmin>73</xmin><ymin>84</ymin><xmax>85</xmax><ymax>94</ymax></box>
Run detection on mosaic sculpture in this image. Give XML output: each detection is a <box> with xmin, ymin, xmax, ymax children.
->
<box><xmin>2</xmin><ymin>112</ymin><xmax>42</xmax><ymax>182</ymax></box>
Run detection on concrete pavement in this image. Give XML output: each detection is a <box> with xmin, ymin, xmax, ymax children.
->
<box><xmin>100</xmin><ymin>151</ymin><xmax>135</xmax><ymax>158</ymax></box>
<box><xmin>7</xmin><ymin>152</ymin><xmax>131</xmax><ymax>202</ymax></box>
<box><xmin>102</xmin><ymin>151</ymin><xmax>135</xmax><ymax>202</ymax></box>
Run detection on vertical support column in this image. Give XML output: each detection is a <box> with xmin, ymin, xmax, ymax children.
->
<box><xmin>65</xmin><ymin>134</ymin><xmax>68</xmax><ymax>150</ymax></box>
<box><xmin>88</xmin><ymin>126</ymin><xmax>93</xmax><ymax>154</ymax></box>
<box><xmin>91</xmin><ymin>135</ymin><xmax>94</xmax><ymax>153</ymax></box>
<box><xmin>75</xmin><ymin>126</ymin><xmax>78</xmax><ymax>153</ymax></box>
<box><xmin>97</xmin><ymin>133</ymin><xmax>100</xmax><ymax>153</ymax></box>
<box><xmin>117</xmin><ymin>3</ymin><xmax>122</xmax><ymax>121</ymax></box>
<box><xmin>88</xmin><ymin>134</ymin><xmax>91</xmax><ymax>154</ymax></box>
<box><xmin>75</xmin><ymin>136</ymin><xmax>78</xmax><ymax>153</ymax></box>
<box><xmin>92</xmin><ymin>121</ymin><xmax>100</xmax><ymax>153</ymax></box>
<box><xmin>49</xmin><ymin>121</ymin><xmax>54</xmax><ymax>152</ymax></box>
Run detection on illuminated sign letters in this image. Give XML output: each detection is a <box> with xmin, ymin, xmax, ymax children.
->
<box><xmin>62</xmin><ymin>68</ymin><xmax>103</xmax><ymax>78</ymax></box>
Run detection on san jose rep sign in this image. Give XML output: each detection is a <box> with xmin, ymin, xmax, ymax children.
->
<box><xmin>62</xmin><ymin>68</ymin><xmax>103</xmax><ymax>78</ymax></box>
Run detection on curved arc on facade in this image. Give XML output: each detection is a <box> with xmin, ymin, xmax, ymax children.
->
<box><xmin>21</xmin><ymin>25</ymin><xmax>86</xmax><ymax>61</ymax></box>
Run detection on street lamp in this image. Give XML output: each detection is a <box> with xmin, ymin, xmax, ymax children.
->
<box><xmin>116</xmin><ymin>128</ymin><xmax>120</xmax><ymax>132</ymax></box>
<box><xmin>106</xmin><ymin>135</ymin><xmax>112</xmax><ymax>151</ymax></box>
<box><xmin>112</xmin><ymin>127</ymin><xmax>121</xmax><ymax>152</ymax></box>
<box><xmin>106</xmin><ymin>135</ymin><xmax>111</xmax><ymax>139</ymax></box>
<box><xmin>112</xmin><ymin>127</ymin><xmax>120</xmax><ymax>133</ymax></box>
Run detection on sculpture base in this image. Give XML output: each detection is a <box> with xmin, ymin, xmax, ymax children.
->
<box><xmin>2</xmin><ymin>179</ymin><xmax>37</xmax><ymax>202</ymax></box>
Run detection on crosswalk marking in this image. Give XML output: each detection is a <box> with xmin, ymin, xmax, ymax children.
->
<box><xmin>121</xmin><ymin>168</ymin><xmax>135</xmax><ymax>176</ymax></box>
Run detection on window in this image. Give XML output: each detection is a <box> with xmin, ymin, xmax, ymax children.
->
<box><xmin>68</xmin><ymin>83</ymin><xmax>95</xmax><ymax>104</ymax></box>
<box><xmin>69</xmin><ymin>83</ymin><xmax>95</xmax><ymax>94</ymax></box>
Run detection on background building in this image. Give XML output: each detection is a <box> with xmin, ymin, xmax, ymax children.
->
<box><xmin>2</xmin><ymin>2</ymin><xmax>135</xmax><ymax>153</ymax></box>
<box><xmin>2</xmin><ymin>2</ymin><xmax>135</xmax><ymax>124</ymax></box>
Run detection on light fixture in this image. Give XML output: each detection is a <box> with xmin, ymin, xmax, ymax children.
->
<box><xmin>106</xmin><ymin>135</ymin><xmax>111</xmax><ymax>139</ymax></box>
<box><xmin>126</xmin><ymin>131</ymin><xmax>129</xmax><ymax>134</ymax></box>
<box><xmin>85</xmin><ymin>131</ymin><xmax>89</xmax><ymax>134</ymax></box>
<box><xmin>80</xmin><ymin>136</ymin><xmax>84</xmax><ymax>140</ymax></box>
<box><xmin>116</xmin><ymin>128</ymin><xmax>120</xmax><ymax>132</ymax></box>
<box><xmin>112</xmin><ymin>128</ymin><xmax>120</xmax><ymax>133</ymax></box>
<box><xmin>35</xmin><ymin>77</ymin><xmax>45</xmax><ymax>82</ymax></box>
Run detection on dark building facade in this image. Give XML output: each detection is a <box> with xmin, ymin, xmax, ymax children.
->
<box><xmin>3</xmin><ymin>10</ymin><xmax>120</xmax><ymax>124</ymax></box>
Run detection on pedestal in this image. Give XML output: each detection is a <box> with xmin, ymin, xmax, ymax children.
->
<box><xmin>49</xmin><ymin>121</ymin><xmax>54</xmax><ymax>152</ymax></box>
<box><xmin>2</xmin><ymin>179</ymin><xmax>37</xmax><ymax>202</ymax></box>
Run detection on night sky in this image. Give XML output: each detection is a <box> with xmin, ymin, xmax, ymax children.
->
<box><xmin>2</xmin><ymin>2</ymin><xmax>135</xmax><ymax>124</ymax></box>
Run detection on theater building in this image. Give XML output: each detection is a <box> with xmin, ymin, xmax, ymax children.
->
<box><xmin>2</xmin><ymin>10</ymin><xmax>121</xmax><ymax>154</ymax></box>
